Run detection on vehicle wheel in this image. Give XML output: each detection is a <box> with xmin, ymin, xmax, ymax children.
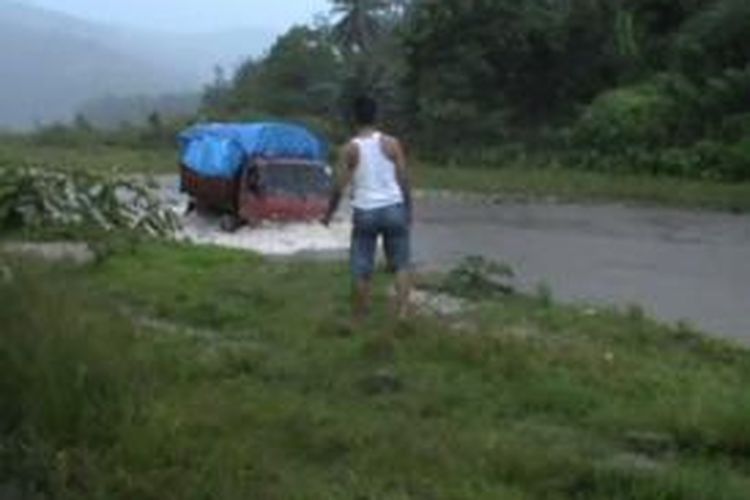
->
<box><xmin>220</xmin><ymin>214</ymin><xmax>242</xmax><ymax>233</ymax></box>
<box><xmin>184</xmin><ymin>200</ymin><xmax>196</xmax><ymax>215</ymax></box>
<box><xmin>244</xmin><ymin>216</ymin><xmax>261</xmax><ymax>228</ymax></box>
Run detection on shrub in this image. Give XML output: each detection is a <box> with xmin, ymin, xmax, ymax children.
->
<box><xmin>719</xmin><ymin>113</ymin><xmax>750</xmax><ymax>142</ymax></box>
<box><xmin>571</xmin><ymin>81</ymin><xmax>681</xmax><ymax>153</ymax></box>
<box><xmin>567</xmin><ymin>70</ymin><xmax>750</xmax><ymax>180</ymax></box>
<box><xmin>714</xmin><ymin>139</ymin><xmax>750</xmax><ymax>181</ymax></box>
<box><xmin>439</xmin><ymin>256</ymin><xmax>516</xmax><ymax>299</ymax></box>
<box><xmin>569</xmin><ymin>139</ymin><xmax>750</xmax><ymax>181</ymax></box>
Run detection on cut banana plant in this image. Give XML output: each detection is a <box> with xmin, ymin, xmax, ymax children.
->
<box><xmin>0</xmin><ymin>166</ymin><xmax>180</xmax><ymax>237</ymax></box>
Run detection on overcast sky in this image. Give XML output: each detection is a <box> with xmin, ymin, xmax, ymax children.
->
<box><xmin>25</xmin><ymin>0</ymin><xmax>332</xmax><ymax>33</ymax></box>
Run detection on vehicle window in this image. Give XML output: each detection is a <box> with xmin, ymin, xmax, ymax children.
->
<box><xmin>260</xmin><ymin>164</ymin><xmax>332</xmax><ymax>197</ymax></box>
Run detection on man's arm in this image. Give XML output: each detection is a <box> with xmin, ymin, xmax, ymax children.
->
<box><xmin>384</xmin><ymin>136</ymin><xmax>412</xmax><ymax>224</ymax></box>
<box><xmin>322</xmin><ymin>142</ymin><xmax>358</xmax><ymax>226</ymax></box>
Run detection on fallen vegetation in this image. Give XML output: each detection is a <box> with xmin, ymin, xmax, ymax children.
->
<box><xmin>0</xmin><ymin>165</ymin><xmax>179</xmax><ymax>239</ymax></box>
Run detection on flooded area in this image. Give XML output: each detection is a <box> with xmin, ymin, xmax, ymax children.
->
<box><xmin>158</xmin><ymin>176</ymin><xmax>750</xmax><ymax>342</ymax></box>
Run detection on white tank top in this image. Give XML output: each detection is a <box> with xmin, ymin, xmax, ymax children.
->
<box><xmin>350</xmin><ymin>132</ymin><xmax>404</xmax><ymax>210</ymax></box>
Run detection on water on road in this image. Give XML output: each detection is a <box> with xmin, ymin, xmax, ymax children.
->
<box><xmin>158</xmin><ymin>176</ymin><xmax>750</xmax><ymax>341</ymax></box>
<box><xmin>414</xmin><ymin>197</ymin><xmax>750</xmax><ymax>342</ymax></box>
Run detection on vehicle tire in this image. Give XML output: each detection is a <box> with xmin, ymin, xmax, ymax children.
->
<box><xmin>220</xmin><ymin>214</ymin><xmax>242</xmax><ymax>233</ymax></box>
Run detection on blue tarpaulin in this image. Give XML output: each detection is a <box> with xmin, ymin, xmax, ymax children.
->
<box><xmin>178</xmin><ymin>122</ymin><xmax>328</xmax><ymax>179</ymax></box>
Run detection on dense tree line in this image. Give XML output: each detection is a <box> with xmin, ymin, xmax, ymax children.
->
<box><xmin>203</xmin><ymin>0</ymin><xmax>750</xmax><ymax>180</ymax></box>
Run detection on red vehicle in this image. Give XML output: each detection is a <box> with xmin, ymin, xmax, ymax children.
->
<box><xmin>181</xmin><ymin>157</ymin><xmax>332</xmax><ymax>230</ymax></box>
<box><xmin>178</xmin><ymin>122</ymin><xmax>332</xmax><ymax>230</ymax></box>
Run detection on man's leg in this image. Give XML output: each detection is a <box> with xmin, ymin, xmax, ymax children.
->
<box><xmin>353</xmin><ymin>277</ymin><xmax>372</xmax><ymax>323</ymax></box>
<box><xmin>394</xmin><ymin>270</ymin><xmax>412</xmax><ymax>320</ymax></box>
<box><xmin>383</xmin><ymin>204</ymin><xmax>412</xmax><ymax>320</ymax></box>
<box><xmin>350</xmin><ymin>209</ymin><xmax>377</xmax><ymax>323</ymax></box>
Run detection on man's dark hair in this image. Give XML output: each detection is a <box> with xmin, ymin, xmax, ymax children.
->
<box><xmin>353</xmin><ymin>96</ymin><xmax>378</xmax><ymax>126</ymax></box>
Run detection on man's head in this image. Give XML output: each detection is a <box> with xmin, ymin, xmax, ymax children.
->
<box><xmin>353</xmin><ymin>96</ymin><xmax>378</xmax><ymax>127</ymax></box>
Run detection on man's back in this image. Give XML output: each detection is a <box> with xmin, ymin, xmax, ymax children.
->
<box><xmin>350</xmin><ymin>131</ymin><xmax>404</xmax><ymax>211</ymax></box>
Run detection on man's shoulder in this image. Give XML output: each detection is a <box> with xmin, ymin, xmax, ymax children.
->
<box><xmin>377</xmin><ymin>132</ymin><xmax>402</xmax><ymax>151</ymax></box>
<box><xmin>341</xmin><ymin>140</ymin><xmax>359</xmax><ymax>168</ymax></box>
<box><xmin>378</xmin><ymin>131</ymin><xmax>399</xmax><ymax>143</ymax></box>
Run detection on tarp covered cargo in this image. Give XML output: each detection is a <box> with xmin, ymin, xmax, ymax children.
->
<box><xmin>178</xmin><ymin>122</ymin><xmax>328</xmax><ymax>179</ymax></box>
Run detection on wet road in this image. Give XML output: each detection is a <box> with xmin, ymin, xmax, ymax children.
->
<box><xmin>413</xmin><ymin>196</ymin><xmax>750</xmax><ymax>342</ymax></box>
<box><xmin>158</xmin><ymin>176</ymin><xmax>749</xmax><ymax>341</ymax></box>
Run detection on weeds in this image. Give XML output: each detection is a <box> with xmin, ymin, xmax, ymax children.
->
<box><xmin>535</xmin><ymin>281</ymin><xmax>555</xmax><ymax>307</ymax></box>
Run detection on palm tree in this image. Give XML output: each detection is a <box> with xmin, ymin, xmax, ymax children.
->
<box><xmin>330</xmin><ymin>0</ymin><xmax>388</xmax><ymax>54</ymax></box>
<box><xmin>329</xmin><ymin>0</ymin><xmax>413</xmax><ymax>118</ymax></box>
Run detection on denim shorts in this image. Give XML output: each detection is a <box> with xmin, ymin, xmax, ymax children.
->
<box><xmin>351</xmin><ymin>203</ymin><xmax>411</xmax><ymax>279</ymax></box>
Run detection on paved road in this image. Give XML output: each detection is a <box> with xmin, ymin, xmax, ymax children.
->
<box><xmin>413</xmin><ymin>196</ymin><xmax>750</xmax><ymax>342</ymax></box>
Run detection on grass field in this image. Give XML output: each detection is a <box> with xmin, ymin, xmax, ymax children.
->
<box><xmin>0</xmin><ymin>137</ymin><xmax>175</xmax><ymax>176</ymax></box>
<box><xmin>419</xmin><ymin>164</ymin><xmax>750</xmax><ymax>213</ymax></box>
<box><xmin>2</xmin><ymin>243</ymin><xmax>750</xmax><ymax>499</ymax></box>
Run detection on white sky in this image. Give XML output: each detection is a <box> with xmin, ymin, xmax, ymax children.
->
<box><xmin>25</xmin><ymin>0</ymin><xmax>332</xmax><ymax>33</ymax></box>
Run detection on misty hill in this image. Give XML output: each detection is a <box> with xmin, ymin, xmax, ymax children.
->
<box><xmin>77</xmin><ymin>93</ymin><xmax>202</xmax><ymax>129</ymax></box>
<box><xmin>0</xmin><ymin>0</ymin><xmax>274</xmax><ymax>129</ymax></box>
<box><xmin>130</xmin><ymin>28</ymin><xmax>276</xmax><ymax>83</ymax></box>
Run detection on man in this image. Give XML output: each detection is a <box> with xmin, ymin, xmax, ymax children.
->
<box><xmin>322</xmin><ymin>96</ymin><xmax>412</xmax><ymax>322</ymax></box>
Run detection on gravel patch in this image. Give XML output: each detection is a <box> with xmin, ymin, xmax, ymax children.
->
<box><xmin>410</xmin><ymin>289</ymin><xmax>473</xmax><ymax>317</ymax></box>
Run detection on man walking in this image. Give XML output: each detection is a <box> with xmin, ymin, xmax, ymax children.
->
<box><xmin>322</xmin><ymin>96</ymin><xmax>412</xmax><ymax>322</ymax></box>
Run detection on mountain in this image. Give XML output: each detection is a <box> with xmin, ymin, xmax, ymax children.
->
<box><xmin>0</xmin><ymin>0</ymin><xmax>274</xmax><ymax>129</ymax></box>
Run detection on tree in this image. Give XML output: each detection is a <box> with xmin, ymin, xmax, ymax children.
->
<box><xmin>615</xmin><ymin>0</ymin><xmax>715</xmax><ymax>70</ymax></box>
<box><xmin>147</xmin><ymin>110</ymin><xmax>162</xmax><ymax>132</ymax></box>
<box><xmin>672</xmin><ymin>0</ymin><xmax>750</xmax><ymax>75</ymax></box>
<box><xmin>201</xmin><ymin>65</ymin><xmax>233</xmax><ymax>115</ymax></box>
<box><xmin>402</xmin><ymin>0</ymin><xmax>621</xmax><ymax>150</ymax></box>
<box><xmin>330</xmin><ymin>0</ymin><xmax>389</xmax><ymax>54</ymax></box>
<box><xmin>328</xmin><ymin>0</ymin><xmax>414</xmax><ymax>124</ymax></box>
<box><xmin>73</xmin><ymin>113</ymin><xmax>93</xmax><ymax>132</ymax></box>
<box><xmin>207</xmin><ymin>26</ymin><xmax>344</xmax><ymax>122</ymax></box>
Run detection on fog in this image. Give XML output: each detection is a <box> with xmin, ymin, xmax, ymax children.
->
<box><xmin>0</xmin><ymin>0</ymin><xmax>328</xmax><ymax>129</ymax></box>
<box><xmin>25</xmin><ymin>0</ymin><xmax>329</xmax><ymax>34</ymax></box>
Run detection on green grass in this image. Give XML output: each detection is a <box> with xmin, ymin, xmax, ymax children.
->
<box><xmin>0</xmin><ymin>136</ymin><xmax>175</xmax><ymax>175</ymax></box>
<box><xmin>419</xmin><ymin>164</ymin><xmax>750</xmax><ymax>212</ymax></box>
<box><xmin>3</xmin><ymin>243</ymin><xmax>750</xmax><ymax>499</ymax></box>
